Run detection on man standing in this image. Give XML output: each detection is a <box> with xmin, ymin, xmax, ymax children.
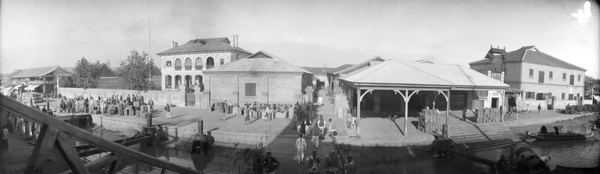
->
<box><xmin>308</xmin><ymin>151</ymin><xmax>320</xmax><ymax>174</ymax></box>
<box><xmin>317</xmin><ymin>115</ymin><xmax>326</xmax><ymax>135</ymax></box>
<box><xmin>2</xmin><ymin>127</ymin><xmax>9</xmax><ymax>150</ymax></box>
<box><xmin>221</xmin><ymin>100</ymin><xmax>228</xmax><ymax>121</ymax></box>
<box><xmin>148</xmin><ymin>98</ymin><xmax>154</xmax><ymax>111</ymax></box>
<box><xmin>164</xmin><ymin>103</ymin><xmax>171</xmax><ymax>119</ymax></box>
<box><xmin>262</xmin><ymin>152</ymin><xmax>279</xmax><ymax>174</ymax></box>
<box><xmin>311</xmin><ymin>123</ymin><xmax>321</xmax><ymax>149</ymax></box>
<box><xmin>537</xmin><ymin>104</ymin><xmax>542</xmax><ymax>114</ymax></box>
<box><xmin>295</xmin><ymin>134</ymin><xmax>307</xmax><ymax>165</ymax></box>
<box><xmin>462</xmin><ymin>107</ymin><xmax>467</xmax><ymax>121</ymax></box>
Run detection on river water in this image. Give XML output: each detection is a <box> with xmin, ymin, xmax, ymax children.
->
<box><xmin>88</xmin><ymin>128</ymin><xmax>599</xmax><ymax>174</ymax></box>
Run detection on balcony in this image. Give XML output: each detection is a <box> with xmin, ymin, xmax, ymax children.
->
<box><xmin>488</xmin><ymin>72</ymin><xmax>504</xmax><ymax>82</ymax></box>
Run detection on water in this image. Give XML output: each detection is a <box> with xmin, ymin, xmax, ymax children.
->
<box><xmin>87</xmin><ymin>128</ymin><xmax>599</xmax><ymax>174</ymax></box>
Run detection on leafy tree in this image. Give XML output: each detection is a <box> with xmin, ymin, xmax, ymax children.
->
<box><xmin>58</xmin><ymin>76</ymin><xmax>76</xmax><ymax>87</ymax></box>
<box><xmin>73</xmin><ymin>57</ymin><xmax>102</xmax><ymax>89</ymax></box>
<box><xmin>117</xmin><ymin>50</ymin><xmax>157</xmax><ymax>92</ymax></box>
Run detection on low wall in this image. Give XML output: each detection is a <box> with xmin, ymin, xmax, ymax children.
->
<box><xmin>91</xmin><ymin>115</ymin><xmax>274</xmax><ymax>148</ymax></box>
<box><xmin>59</xmin><ymin>87</ymin><xmax>197</xmax><ymax>107</ymax></box>
<box><xmin>500</xmin><ymin>114</ymin><xmax>589</xmax><ymax>127</ymax></box>
<box><xmin>518</xmin><ymin>99</ymin><xmax>593</xmax><ymax>111</ymax></box>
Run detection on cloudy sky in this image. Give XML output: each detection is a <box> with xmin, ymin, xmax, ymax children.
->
<box><xmin>1</xmin><ymin>0</ymin><xmax>598</xmax><ymax>78</ymax></box>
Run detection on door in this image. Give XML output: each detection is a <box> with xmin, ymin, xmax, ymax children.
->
<box><xmin>186</xmin><ymin>91</ymin><xmax>195</xmax><ymax>106</ymax></box>
<box><xmin>546</xmin><ymin>96</ymin><xmax>554</xmax><ymax>110</ymax></box>
<box><xmin>491</xmin><ymin>98</ymin><xmax>498</xmax><ymax>108</ymax></box>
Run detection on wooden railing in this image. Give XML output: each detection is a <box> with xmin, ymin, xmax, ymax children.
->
<box><xmin>0</xmin><ymin>94</ymin><xmax>200</xmax><ymax>174</ymax></box>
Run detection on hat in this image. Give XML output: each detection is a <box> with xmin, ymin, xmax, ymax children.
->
<box><xmin>266</xmin><ymin>152</ymin><xmax>272</xmax><ymax>155</ymax></box>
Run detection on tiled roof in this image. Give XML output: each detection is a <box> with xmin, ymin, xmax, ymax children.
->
<box><xmin>9</xmin><ymin>66</ymin><xmax>71</xmax><ymax>78</ymax></box>
<box><xmin>470</xmin><ymin>46</ymin><xmax>586</xmax><ymax>71</ymax></box>
<box><xmin>341</xmin><ymin>60</ymin><xmax>509</xmax><ymax>90</ymax></box>
<box><xmin>334</xmin><ymin>57</ymin><xmax>386</xmax><ymax>75</ymax></box>
<box><xmin>157</xmin><ymin>37</ymin><xmax>251</xmax><ymax>55</ymax></box>
<box><xmin>203</xmin><ymin>50</ymin><xmax>311</xmax><ymax>74</ymax></box>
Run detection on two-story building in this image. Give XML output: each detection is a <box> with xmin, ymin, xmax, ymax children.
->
<box><xmin>7</xmin><ymin>66</ymin><xmax>72</xmax><ymax>94</ymax></box>
<box><xmin>157</xmin><ymin>36</ymin><xmax>252</xmax><ymax>91</ymax></box>
<box><xmin>470</xmin><ymin>46</ymin><xmax>587</xmax><ymax>110</ymax></box>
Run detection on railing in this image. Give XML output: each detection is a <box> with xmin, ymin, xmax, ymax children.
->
<box><xmin>331</xmin><ymin>136</ymin><xmax>347</xmax><ymax>172</ymax></box>
<box><xmin>0</xmin><ymin>94</ymin><xmax>200</xmax><ymax>174</ymax></box>
<box><xmin>237</xmin><ymin>125</ymin><xmax>272</xmax><ymax>174</ymax></box>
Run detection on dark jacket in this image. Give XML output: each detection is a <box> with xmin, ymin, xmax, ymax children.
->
<box><xmin>262</xmin><ymin>156</ymin><xmax>279</xmax><ymax>173</ymax></box>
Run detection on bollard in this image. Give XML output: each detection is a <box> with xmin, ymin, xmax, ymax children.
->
<box><xmin>146</xmin><ymin>113</ymin><xmax>152</xmax><ymax>127</ymax></box>
<box><xmin>442</xmin><ymin>124</ymin><xmax>449</xmax><ymax>139</ymax></box>
<box><xmin>143</xmin><ymin>126</ymin><xmax>157</xmax><ymax>146</ymax></box>
<box><xmin>198</xmin><ymin>120</ymin><xmax>204</xmax><ymax>135</ymax></box>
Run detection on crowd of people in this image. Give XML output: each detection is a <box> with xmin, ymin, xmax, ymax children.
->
<box><xmin>56</xmin><ymin>94</ymin><xmax>154</xmax><ymax>116</ymax></box>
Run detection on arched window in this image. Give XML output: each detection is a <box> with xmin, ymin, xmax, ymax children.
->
<box><xmin>219</xmin><ymin>58</ymin><xmax>225</xmax><ymax>65</ymax></box>
<box><xmin>195</xmin><ymin>57</ymin><xmax>203</xmax><ymax>70</ymax></box>
<box><xmin>184</xmin><ymin>58</ymin><xmax>192</xmax><ymax>70</ymax></box>
<box><xmin>206</xmin><ymin>57</ymin><xmax>215</xmax><ymax>69</ymax></box>
<box><xmin>165</xmin><ymin>75</ymin><xmax>172</xmax><ymax>89</ymax></box>
<box><xmin>175</xmin><ymin>58</ymin><xmax>182</xmax><ymax>70</ymax></box>
<box><xmin>175</xmin><ymin>75</ymin><xmax>182</xmax><ymax>89</ymax></box>
<box><xmin>185</xmin><ymin>75</ymin><xmax>192</xmax><ymax>88</ymax></box>
<box><xmin>195</xmin><ymin>75</ymin><xmax>203</xmax><ymax>85</ymax></box>
<box><xmin>166</xmin><ymin>60</ymin><xmax>172</xmax><ymax>67</ymax></box>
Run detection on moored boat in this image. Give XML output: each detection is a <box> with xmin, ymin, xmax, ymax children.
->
<box><xmin>527</xmin><ymin>125</ymin><xmax>595</xmax><ymax>141</ymax></box>
<box><xmin>555</xmin><ymin>165</ymin><xmax>600</xmax><ymax>173</ymax></box>
<box><xmin>509</xmin><ymin>142</ymin><xmax>551</xmax><ymax>174</ymax></box>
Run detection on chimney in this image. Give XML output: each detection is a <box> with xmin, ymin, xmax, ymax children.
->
<box><xmin>173</xmin><ymin>41</ymin><xmax>178</xmax><ymax>48</ymax></box>
<box><xmin>231</xmin><ymin>35</ymin><xmax>238</xmax><ymax>47</ymax></box>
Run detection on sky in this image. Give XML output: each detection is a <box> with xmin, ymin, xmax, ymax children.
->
<box><xmin>1</xmin><ymin>0</ymin><xmax>599</xmax><ymax>78</ymax></box>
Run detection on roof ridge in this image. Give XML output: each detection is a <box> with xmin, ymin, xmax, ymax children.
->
<box><xmin>456</xmin><ymin>65</ymin><xmax>477</xmax><ymax>87</ymax></box>
<box><xmin>395</xmin><ymin>60</ymin><xmax>455</xmax><ymax>85</ymax></box>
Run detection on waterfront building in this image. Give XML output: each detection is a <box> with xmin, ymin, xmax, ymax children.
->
<box><xmin>337</xmin><ymin>59</ymin><xmax>508</xmax><ymax>136</ymax></box>
<box><xmin>469</xmin><ymin>46</ymin><xmax>587</xmax><ymax>109</ymax></box>
<box><xmin>157</xmin><ymin>36</ymin><xmax>252</xmax><ymax>91</ymax></box>
<box><xmin>6</xmin><ymin>66</ymin><xmax>72</xmax><ymax>94</ymax></box>
<box><xmin>202</xmin><ymin>50</ymin><xmax>313</xmax><ymax>106</ymax></box>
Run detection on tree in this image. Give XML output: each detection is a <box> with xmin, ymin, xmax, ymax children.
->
<box><xmin>58</xmin><ymin>76</ymin><xmax>75</xmax><ymax>87</ymax></box>
<box><xmin>117</xmin><ymin>50</ymin><xmax>157</xmax><ymax>92</ymax></box>
<box><xmin>73</xmin><ymin>57</ymin><xmax>102</xmax><ymax>89</ymax></box>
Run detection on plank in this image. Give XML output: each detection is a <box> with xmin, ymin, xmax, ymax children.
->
<box><xmin>56</xmin><ymin>133</ymin><xmax>90</xmax><ymax>174</ymax></box>
<box><xmin>0</xmin><ymin>94</ymin><xmax>201</xmax><ymax>174</ymax></box>
<box><xmin>25</xmin><ymin>124</ymin><xmax>59</xmax><ymax>174</ymax></box>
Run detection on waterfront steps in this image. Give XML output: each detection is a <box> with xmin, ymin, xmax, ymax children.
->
<box><xmin>449</xmin><ymin>123</ymin><xmax>516</xmax><ymax>144</ymax></box>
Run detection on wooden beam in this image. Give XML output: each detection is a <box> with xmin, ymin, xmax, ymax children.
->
<box><xmin>78</xmin><ymin>136</ymin><xmax>150</xmax><ymax>157</ymax></box>
<box><xmin>55</xmin><ymin>133</ymin><xmax>90</xmax><ymax>174</ymax></box>
<box><xmin>0</xmin><ymin>94</ymin><xmax>201</xmax><ymax>174</ymax></box>
<box><xmin>107</xmin><ymin>157</ymin><xmax>122</xmax><ymax>174</ymax></box>
<box><xmin>25</xmin><ymin>124</ymin><xmax>59</xmax><ymax>174</ymax></box>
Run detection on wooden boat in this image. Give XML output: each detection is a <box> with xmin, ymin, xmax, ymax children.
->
<box><xmin>528</xmin><ymin>125</ymin><xmax>595</xmax><ymax>141</ymax></box>
<box><xmin>555</xmin><ymin>165</ymin><xmax>600</xmax><ymax>173</ymax></box>
<box><xmin>509</xmin><ymin>142</ymin><xmax>551</xmax><ymax>173</ymax></box>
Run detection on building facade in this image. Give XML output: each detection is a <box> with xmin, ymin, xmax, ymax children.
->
<box><xmin>470</xmin><ymin>46</ymin><xmax>587</xmax><ymax>110</ymax></box>
<box><xmin>7</xmin><ymin>66</ymin><xmax>72</xmax><ymax>94</ymax></box>
<box><xmin>157</xmin><ymin>36</ymin><xmax>252</xmax><ymax>91</ymax></box>
<box><xmin>203</xmin><ymin>51</ymin><xmax>313</xmax><ymax>106</ymax></box>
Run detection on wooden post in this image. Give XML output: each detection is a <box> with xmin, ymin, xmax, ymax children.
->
<box><xmin>356</xmin><ymin>88</ymin><xmax>361</xmax><ymax>137</ymax></box>
<box><xmin>198</xmin><ymin>120</ymin><xmax>204</xmax><ymax>135</ymax></box>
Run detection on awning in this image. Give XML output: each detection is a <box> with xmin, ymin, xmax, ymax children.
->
<box><xmin>25</xmin><ymin>85</ymin><xmax>40</xmax><ymax>91</ymax></box>
<box><xmin>1</xmin><ymin>87</ymin><xmax>14</xmax><ymax>95</ymax></box>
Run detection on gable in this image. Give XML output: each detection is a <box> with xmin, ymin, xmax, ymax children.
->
<box><xmin>248</xmin><ymin>52</ymin><xmax>273</xmax><ymax>59</ymax></box>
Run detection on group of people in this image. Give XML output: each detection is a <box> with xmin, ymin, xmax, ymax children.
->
<box><xmin>58</xmin><ymin>94</ymin><xmax>155</xmax><ymax>116</ymax></box>
<box><xmin>0</xmin><ymin>102</ymin><xmax>55</xmax><ymax>150</ymax></box>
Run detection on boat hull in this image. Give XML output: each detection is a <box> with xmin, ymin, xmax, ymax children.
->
<box><xmin>533</xmin><ymin>132</ymin><xmax>594</xmax><ymax>141</ymax></box>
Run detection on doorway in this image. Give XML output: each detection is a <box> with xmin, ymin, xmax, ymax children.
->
<box><xmin>491</xmin><ymin>98</ymin><xmax>499</xmax><ymax>108</ymax></box>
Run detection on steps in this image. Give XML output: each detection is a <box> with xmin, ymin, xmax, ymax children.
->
<box><xmin>449</xmin><ymin>123</ymin><xmax>516</xmax><ymax>144</ymax></box>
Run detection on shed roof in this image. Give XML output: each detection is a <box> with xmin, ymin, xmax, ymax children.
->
<box><xmin>203</xmin><ymin>51</ymin><xmax>311</xmax><ymax>74</ymax></box>
<box><xmin>470</xmin><ymin>46</ymin><xmax>586</xmax><ymax>71</ymax></box>
<box><xmin>157</xmin><ymin>37</ymin><xmax>251</xmax><ymax>55</ymax></box>
<box><xmin>9</xmin><ymin>66</ymin><xmax>71</xmax><ymax>78</ymax></box>
<box><xmin>334</xmin><ymin>57</ymin><xmax>385</xmax><ymax>75</ymax></box>
<box><xmin>303</xmin><ymin>67</ymin><xmax>338</xmax><ymax>75</ymax></box>
<box><xmin>341</xmin><ymin>60</ymin><xmax>509</xmax><ymax>90</ymax></box>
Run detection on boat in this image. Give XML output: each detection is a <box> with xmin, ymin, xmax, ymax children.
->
<box><xmin>527</xmin><ymin>125</ymin><xmax>595</xmax><ymax>141</ymax></box>
<box><xmin>509</xmin><ymin>142</ymin><xmax>551</xmax><ymax>174</ymax></box>
<box><xmin>555</xmin><ymin>165</ymin><xmax>600</xmax><ymax>173</ymax></box>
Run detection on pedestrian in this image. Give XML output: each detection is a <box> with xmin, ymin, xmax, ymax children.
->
<box><xmin>148</xmin><ymin>98</ymin><xmax>154</xmax><ymax>111</ymax></box>
<box><xmin>345</xmin><ymin>156</ymin><xmax>356</xmax><ymax>174</ymax></box>
<box><xmin>308</xmin><ymin>151</ymin><xmax>320</xmax><ymax>174</ymax></box>
<box><xmin>537</xmin><ymin>104</ymin><xmax>541</xmax><ymax>114</ymax></box>
<box><xmin>2</xmin><ymin>127</ymin><xmax>8</xmax><ymax>150</ymax></box>
<box><xmin>221</xmin><ymin>100</ymin><xmax>228</xmax><ymax>121</ymax></box>
<box><xmin>311</xmin><ymin>122</ymin><xmax>321</xmax><ymax>149</ymax></box>
<box><xmin>462</xmin><ymin>107</ymin><xmax>467</xmax><ymax>121</ymax></box>
<box><xmin>317</xmin><ymin>115</ymin><xmax>326</xmax><ymax>135</ymax></box>
<box><xmin>262</xmin><ymin>152</ymin><xmax>279</xmax><ymax>174</ymax></box>
<box><xmin>304</xmin><ymin>118</ymin><xmax>312</xmax><ymax>137</ymax></box>
<box><xmin>327</xmin><ymin>118</ymin><xmax>337</xmax><ymax>137</ymax></box>
<box><xmin>298</xmin><ymin>120</ymin><xmax>306</xmax><ymax>137</ymax></box>
<box><xmin>295</xmin><ymin>134</ymin><xmax>307</xmax><ymax>165</ymax></box>
<box><xmin>164</xmin><ymin>103</ymin><xmax>171</xmax><ymax>119</ymax></box>
<box><xmin>526</xmin><ymin>104</ymin><xmax>530</xmax><ymax>115</ymax></box>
